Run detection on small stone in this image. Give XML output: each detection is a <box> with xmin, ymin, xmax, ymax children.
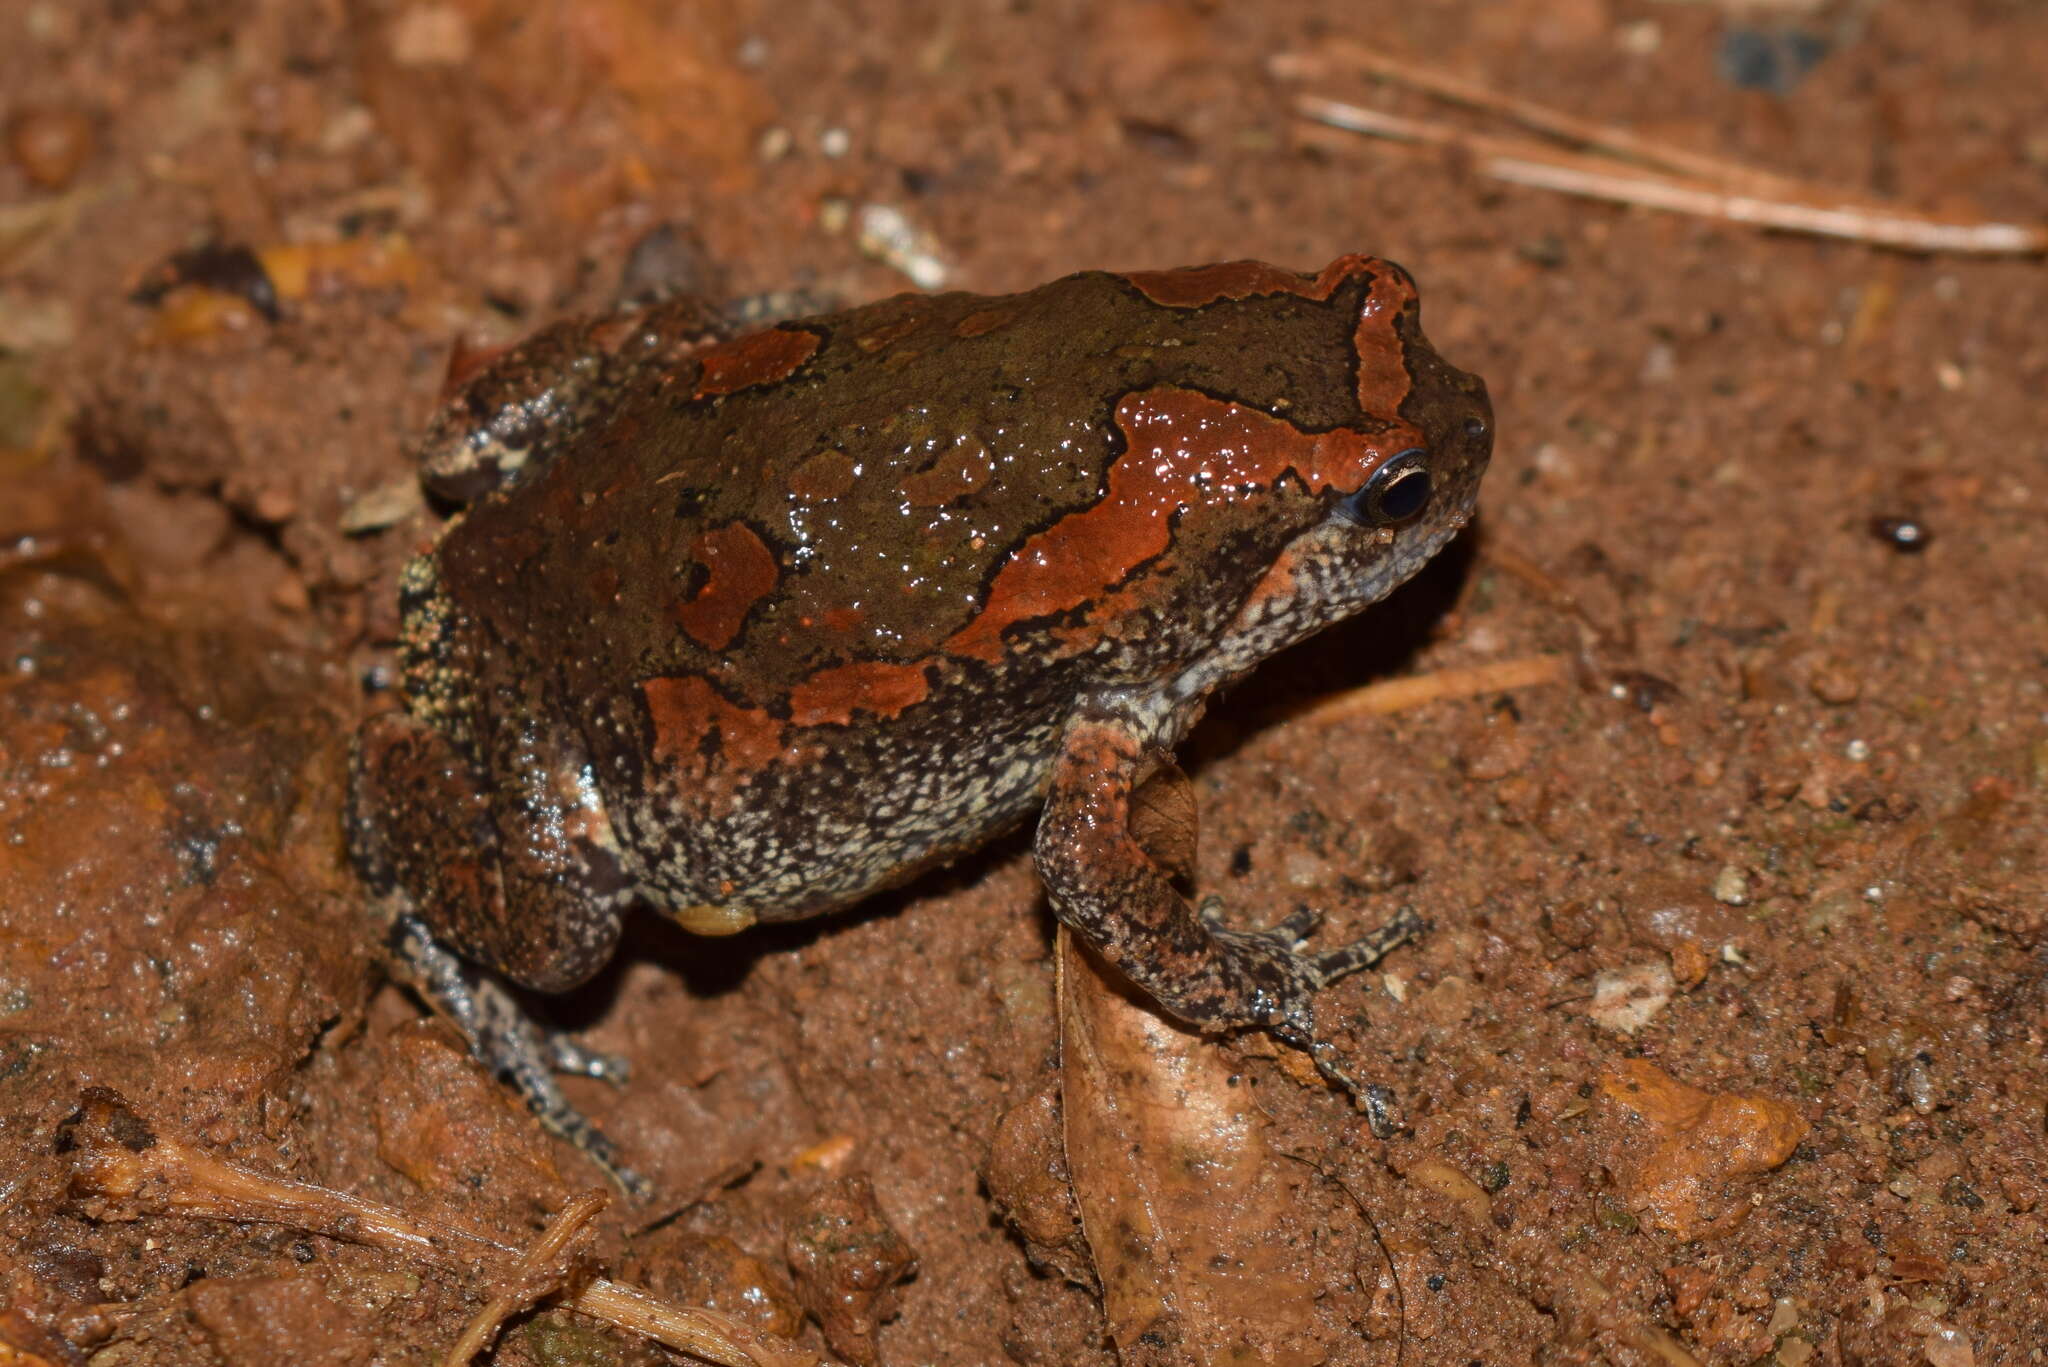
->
<box><xmin>1589</xmin><ymin>960</ymin><xmax>1676</xmax><ymax>1034</ymax></box>
<box><xmin>1639</xmin><ymin>341</ymin><xmax>1677</xmax><ymax>383</ymax></box>
<box><xmin>855</xmin><ymin>203</ymin><xmax>947</xmax><ymax>289</ymax></box>
<box><xmin>1869</xmin><ymin>515</ymin><xmax>1933</xmax><ymax>553</ymax></box>
<box><xmin>1808</xmin><ymin>657</ymin><xmax>1862</xmax><ymax>704</ymax></box>
<box><xmin>1459</xmin><ymin>723</ymin><xmax>1531</xmax><ymax>781</ymax></box>
<box><xmin>270</xmin><ymin>574</ymin><xmax>310</xmax><ymax>614</ymax></box>
<box><xmin>1669</xmin><ymin>938</ymin><xmax>1710</xmax><ymax>988</ymax></box>
<box><xmin>1616</xmin><ymin>18</ymin><xmax>1661</xmax><ymax>54</ymax></box>
<box><xmin>250</xmin><ymin>485</ymin><xmax>299</xmax><ymax>524</ymax></box>
<box><xmin>7</xmin><ymin>104</ymin><xmax>95</xmax><ymax>189</ymax></box>
<box><xmin>1712</xmin><ymin>865</ymin><xmax>1750</xmax><ymax>906</ymax></box>
<box><xmin>1924</xmin><ymin>1323</ymin><xmax>1976</xmax><ymax>1367</ymax></box>
<box><xmin>389</xmin><ymin>3</ymin><xmax>473</xmax><ymax>65</ymax></box>
<box><xmin>1543</xmin><ymin>898</ymin><xmax>1603</xmax><ymax>951</ymax></box>
<box><xmin>338</xmin><ymin>478</ymin><xmax>423</xmax><ymax>535</ymax></box>
<box><xmin>1597</xmin><ymin>1060</ymin><xmax>1808</xmax><ymax>1238</ymax></box>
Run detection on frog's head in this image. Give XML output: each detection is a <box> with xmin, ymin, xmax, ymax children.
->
<box><xmin>1134</xmin><ymin>255</ymin><xmax>1493</xmax><ymax>700</ymax></box>
<box><xmin>1302</xmin><ymin>254</ymin><xmax>1493</xmax><ymax>621</ymax></box>
<box><xmin>943</xmin><ymin>255</ymin><xmax>1489</xmax><ymax>689</ymax></box>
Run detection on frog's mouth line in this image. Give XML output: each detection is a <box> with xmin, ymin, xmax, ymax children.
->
<box><xmin>1160</xmin><ymin>496</ymin><xmax>1478</xmax><ymax>713</ymax></box>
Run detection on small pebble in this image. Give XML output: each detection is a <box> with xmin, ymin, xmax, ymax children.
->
<box><xmin>7</xmin><ymin>104</ymin><xmax>95</xmax><ymax>189</ymax></box>
<box><xmin>339</xmin><ymin>478</ymin><xmax>424</xmax><ymax>535</ymax></box>
<box><xmin>1639</xmin><ymin>341</ymin><xmax>1677</xmax><ymax>383</ymax></box>
<box><xmin>1589</xmin><ymin>960</ymin><xmax>1676</xmax><ymax>1034</ymax></box>
<box><xmin>1923</xmin><ymin>1324</ymin><xmax>1976</xmax><ymax>1367</ymax></box>
<box><xmin>388</xmin><ymin>3</ymin><xmax>473</xmax><ymax>65</ymax></box>
<box><xmin>1712</xmin><ymin>865</ymin><xmax>1750</xmax><ymax>906</ymax></box>
<box><xmin>1869</xmin><ymin>515</ymin><xmax>1932</xmax><ymax>553</ymax></box>
<box><xmin>855</xmin><ymin>202</ymin><xmax>947</xmax><ymax>289</ymax></box>
<box><xmin>1716</xmin><ymin>26</ymin><xmax>1828</xmax><ymax>94</ymax></box>
<box><xmin>270</xmin><ymin>574</ymin><xmax>310</xmax><ymax>614</ymax></box>
<box><xmin>1808</xmin><ymin>657</ymin><xmax>1862</xmax><ymax>704</ymax></box>
<box><xmin>250</xmin><ymin>485</ymin><xmax>299</xmax><ymax>524</ymax></box>
<box><xmin>1459</xmin><ymin>725</ymin><xmax>1530</xmax><ymax>782</ymax></box>
<box><xmin>1616</xmin><ymin>19</ymin><xmax>1661</xmax><ymax>55</ymax></box>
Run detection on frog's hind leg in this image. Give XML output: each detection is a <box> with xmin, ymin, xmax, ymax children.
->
<box><xmin>349</xmin><ymin>699</ymin><xmax>645</xmax><ymax>1192</ymax></box>
<box><xmin>349</xmin><ymin>704</ymin><xmax>629</xmax><ymax>994</ymax></box>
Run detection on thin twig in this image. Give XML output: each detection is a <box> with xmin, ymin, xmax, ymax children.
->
<box><xmin>441</xmin><ymin>1190</ymin><xmax>607</xmax><ymax>1367</ymax></box>
<box><xmin>1277</xmin><ymin>47</ymin><xmax>2048</xmax><ymax>256</ymax></box>
<box><xmin>1294</xmin><ymin>95</ymin><xmax>2047</xmax><ymax>255</ymax></box>
<box><xmin>59</xmin><ymin>1089</ymin><xmax>838</xmax><ymax>1367</ymax></box>
<box><xmin>1274</xmin><ymin>655</ymin><xmax>1569</xmax><ymax>728</ymax></box>
<box><xmin>1276</xmin><ymin>42</ymin><xmax>1816</xmax><ymax>199</ymax></box>
<box><xmin>1487</xmin><ymin>151</ymin><xmax>2048</xmax><ymax>255</ymax></box>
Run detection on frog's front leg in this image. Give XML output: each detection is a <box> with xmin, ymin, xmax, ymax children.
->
<box><xmin>1035</xmin><ymin>707</ymin><xmax>1422</xmax><ymax>1069</ymax></box>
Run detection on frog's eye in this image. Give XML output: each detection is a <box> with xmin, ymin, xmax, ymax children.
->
<box><xmin>1338</xmin><ymin>449</ymin><xmax>1432</xmax><ymax>527</ymax></box>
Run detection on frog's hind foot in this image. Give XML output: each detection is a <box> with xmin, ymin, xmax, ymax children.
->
<box><xmin>387</xmin><ymin>916</ymin><xmax>650</xmax><ymax>1198</ymax></box>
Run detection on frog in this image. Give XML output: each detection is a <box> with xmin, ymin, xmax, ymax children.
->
<box><xmin>348</xmin><ymin>254</ymin><xmax>1493</xmax><ymax>1189</ymax></box>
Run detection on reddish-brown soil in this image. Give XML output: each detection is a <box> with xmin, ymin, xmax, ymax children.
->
<box><xmin>3</xmin><ymin>2</ymin><xmax>2045</xmax><ymax>1364</ymax></box>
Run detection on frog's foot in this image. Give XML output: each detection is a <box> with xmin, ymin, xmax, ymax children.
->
<box><xmin>541</xmin><ymin>1032</ymin><xmax>634</xmax><ymax>1084</ymax></box>
<box><xmin>388</xmin><ymin>916</ymin><xmax>650</xmax><ymax>1198</ymax></box>
<box><xmin>1183</xmin><ymin>896</ymin><xmax>1425</xmax><ymax>1029</ymax></box>
<box><xmin>1210</xmin><ymin>903</ymin><xmax>1425</xmax><ymax>1099</ymax></box>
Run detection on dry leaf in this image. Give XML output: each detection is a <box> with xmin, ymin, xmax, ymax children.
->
<box><xmin>1059</xmin><ymin>931</ymin><xmax>1322</xmax><ymax>1367</ymax></box>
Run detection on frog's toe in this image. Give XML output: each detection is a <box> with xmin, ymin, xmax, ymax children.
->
<box><xmin>1303</xmin><ymin>903</ymin><xmax>1427</xmax><ymax>987</ymax></box>
<box><xmin>1233</xmin><ymin>903</ymin><xmax>1417</xmax><ymax>988</ymax></box>
<box><xmin>1271</xmin><ymin>905</ymin><xmax>1322</xmax><ymax>943</ymax></box>
<box><xmin>543</xmin><ymin>1034</ymin><xmax>633</xmax><ymax>1086</ymax></box>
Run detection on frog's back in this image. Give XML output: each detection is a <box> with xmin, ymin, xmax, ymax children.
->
<box><xmin>433</xmin><ymin>267</ymin><xmax>1379</xmax><ymax>703</ymax></box>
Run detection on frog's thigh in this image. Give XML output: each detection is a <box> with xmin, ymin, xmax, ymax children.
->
<box><xmin>349</xmin><ymin>708</ymin><xmax>623</xmax><ymax>993</ymax></box>
<box><xmin>1035</xmin><ymin>714</ymin><xmax>1288</xmax><ymax>1030</ymax></box>
<box><xmin>471</xmin><ymin>683</ymin><xmax>632</xmax><ymax>992</ymax></box>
